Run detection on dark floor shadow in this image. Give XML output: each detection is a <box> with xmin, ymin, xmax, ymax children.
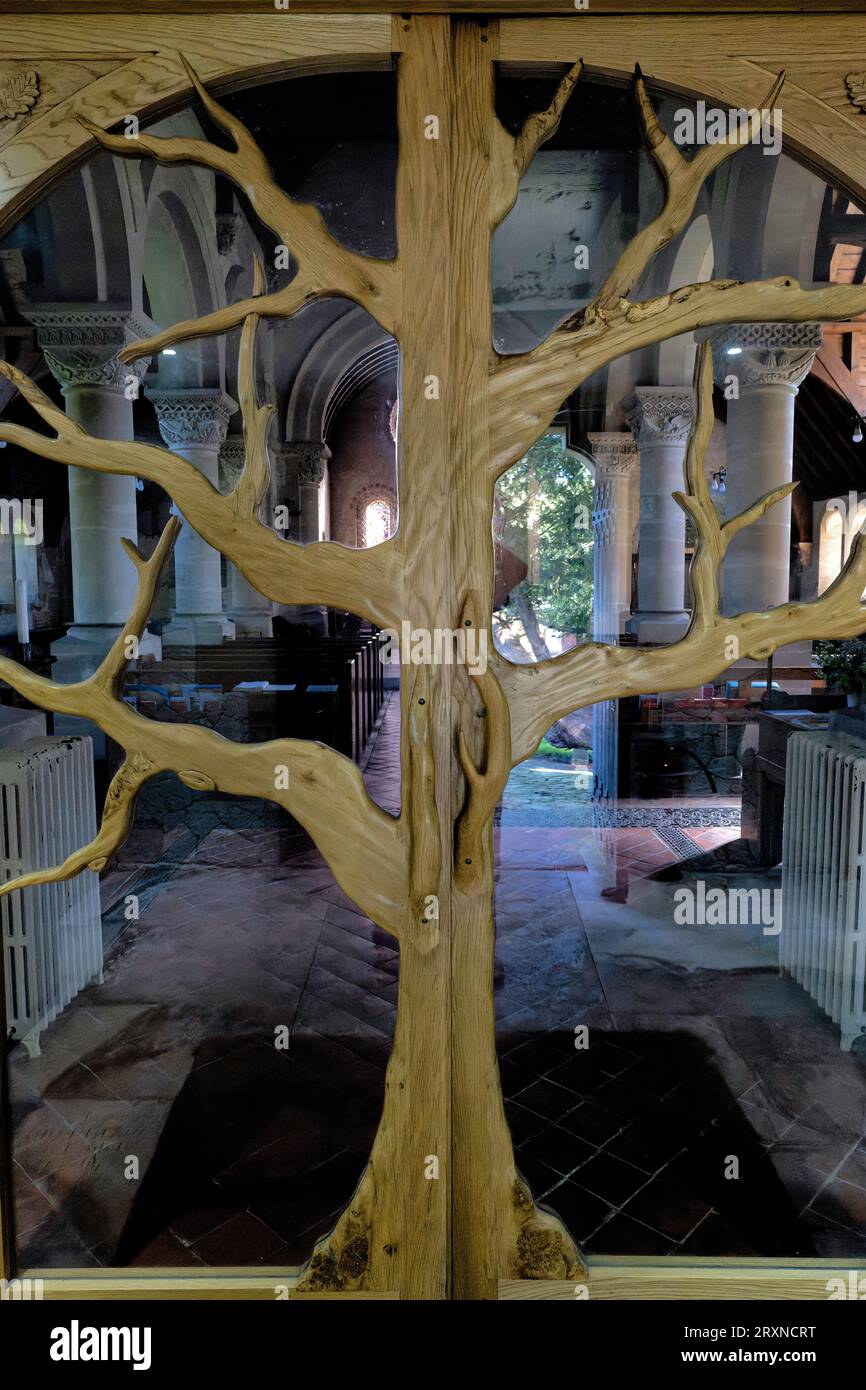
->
<box><xmin>113</xmin><ymin>1031</ymin><xmax>385</xmax><ymax>1266</ymax></box>
<box><xmin>498</xmin><ymin>1027</ymin><xmax>816</xmax><ymax>1257</ymax></box>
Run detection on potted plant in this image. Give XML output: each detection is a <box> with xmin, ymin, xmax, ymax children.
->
<box><xmin>814</xmin><ymin>638</ymin><xmax>866</xmax><ymax>706</ymax></box>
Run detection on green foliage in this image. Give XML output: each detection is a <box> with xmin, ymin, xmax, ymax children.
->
<box><xmin>537</xmin><ymin>737</ymin><xmax>574</xmax><ymax>762</ymax></box>
<box><xmin>814</xmin><ymin>638</ymin><xmax>866</xmax><ymax>693</ymax></box>
<box><xmin>495</xmin><ymin>431</ymin><xmax>595</xmax><ymax>640</ymax></box>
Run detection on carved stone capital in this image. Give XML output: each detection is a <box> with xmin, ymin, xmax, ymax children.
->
<box><xmin>706</xmin><ymin>321</ymin><xmax>823</xmax><ymax>390</ymax></box>
<box><xmin>147</xmin><ymin>389</ymin><xmax>237</xmax><ymax>451</ymax></box>
<box><xmin>623</xmin><ymin>386</ymin><xmax>694</xmax><ymax>447</ymax></box>
<box><xmin>218</xmin><ymin>436</ymin><xmax>246</xmax><ymax>491</ymax></box>
<box><xmin>28</xmin><ymin>304</ymin><xmax>155</xmax><ymax>392</ymax></box>
<box><xmin>587</xmin><ymin>431</ymin><xmax>639</xmax><ymax>478</ymax></box>
<box><xmin>284</xmin><ymin>440</ymin><xmax>332</xmax><ymax>486</ymax></box>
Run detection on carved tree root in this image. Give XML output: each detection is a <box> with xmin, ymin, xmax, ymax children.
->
<box><xmin>509</xmin><ymin>1178</ymin><xmax>585</xmax><ymax>1282</ymax></box>
<box><xmin>297</xmin><ymin>1167</ymin><xmax>376</xmax><ymax>1293</ymax></box>
<box><xmin>296</xmin><ymin>1168</ymin><xmax>585</xmax><ymax>1293</ymax></box>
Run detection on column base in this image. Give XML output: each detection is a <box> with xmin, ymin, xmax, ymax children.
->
<box><xmin>52</xmin><ymin>625</ymin><xmax>161</xmax><ymax>681</ymax></box>
<box><xmin>163</xmin><ymin>614</ymin><xmax>236</xmax><ymax>646</ymax></box>
<box><xmin>228</xmin><ymin>609</ymin><xmax>273</xmax><ymax>639</ymax></box>
<box><xmin>625</xmin><ymin>611</ymin><xmax>690</xmax><ymax>644</ymax></box>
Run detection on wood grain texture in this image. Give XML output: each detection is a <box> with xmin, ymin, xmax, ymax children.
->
<box><xmin>297</xmin><ymin>13</ymin><xmax>454</xmax><ymax>1298</ymax></box>
<box><xmin>500</xmin><ymin>14</ymin><xmax>866</xmax><ymax>211</ymax></box>
<box><xmin>78</xmin><ymin>60</ymin><xmax>400</xmax><ymax>337</ymax></box>
<box><xmin>498</xmin><ymin>339</ymin><xmax>866</xmax><ymax>768</ymax></box>
<box><xmin>0</xmin><ymin>348</ymin><xmax>403</xmax><ymax>633</ymax></box>
<box><xmin>25</xmin><ymin>1269</ymin><xmax>398</xmax><ymax>1299</ymax></box>
<box><xmin>3</xmin><ymin>9</ymin><xmax>866</xmax><ymax>1301</ymax></box>
<box><xmin>2</xmin><ymin>2</ymin><xmax>864</xmax><ymax>13</ymax></box>
<box><xmin>0</xmin><ymin>14</ymin><xmax>391</xmax><ymax>233</ymax></box>
<box><xmin>500</xmin><ymin>1258</ymin><xmax>866</xmax><ymax>1299</ymax></box>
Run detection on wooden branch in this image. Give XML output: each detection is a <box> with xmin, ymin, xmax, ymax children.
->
<box><xmin>454</xmin><ymin>592</ymin><xmax>511</xmax><ymax>894</ymax></box>
<box><xmin>0</xmin><ymin>525</ymin><xmax>407</xmax><ymax>935</ymax></box>
<box><xmin>115</xmin><ymin>280</ymin><xmax>316</xmax><ymax>365</ymax></box>
<box><xmin>406</xmin><ymin>662</ymin><xmax>442</xmax><ymax>943</ymax></box>
<box><xmin>500</xmin><ymin>340</ymin><xmax>866</xmax><ymax>766</ymax></box>
<box><xmin>591</xmin><ymin>66</ymin><xmax>784</xmax><ymax>310</ymax></box>
<box><xmin>489</xmin><ymin>277</ymin><xmax>866</xmax><ymax>478</ymax></box>
<box><xmin>0</xmin><ymin>519</ymin><xmax>179</xmax><ymax>894</ymax></box>
<box><xmin>0</xmin><ymin>353</ymin><xmax>403</xmax><ymax>631</ymax></box>
<box><xmin>76</xmin><ymin>54</ymin><xmax>400</xmax><ymax>337</ymax></box>
<box><xmin>490</xmin><ymin>61</ymin><xmax>582</xmax><ymax>227</ymax></box>
<box><xmin>95</xmin><ymin>517</ymin><xmax>183</xmax><ymax>689</ymax></box>
<box><xmin>0</xmin><ymin>756</ymin><xmax>156</xmax><ymax>897</ymax></box>
<box><xmin>230</xmin><ymin>257</ymin><xmax>272</xmax><ymax>521</ymax></box>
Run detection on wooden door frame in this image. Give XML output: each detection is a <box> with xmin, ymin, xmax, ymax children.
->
<box><xmin>1</xmin><ymin>5</ymin><xmax>866</xmax><ymax>1301</ymax></box>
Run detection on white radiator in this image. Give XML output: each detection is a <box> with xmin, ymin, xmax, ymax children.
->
<box><xmin>1</xmin><ymin>737</ymin><xmax>102</xmax><ymax>1058</ymax></box>
<box><xmin>781</xmin><ymin>730</ymin><xmax>866</xmax><ymax>1052</ymax></box>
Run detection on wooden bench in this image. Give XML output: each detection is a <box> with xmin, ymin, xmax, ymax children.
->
<box><xmin>126</xmin><ymin>635</ymin><xmax>385</xmax><ymax>761</ymax></box>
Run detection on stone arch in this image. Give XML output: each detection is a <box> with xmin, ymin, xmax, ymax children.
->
<box><xmin>760</xmin><ymin>155</ymin><xmax>828</xmax><ymax>283</ymax></box>
<box><xmin>658</xmin><ymin>214</ymin><xmax>715</xmax><ymax>387</ymax></box>
<box><xmin>141</xmin><ymin>185</ymin><xmax>222</xmax><ymax>389</ymax></box>
<box><xmin>285</xmin><ymin>305</ymin><xmax>394</xmax><ymax>443</ymax></box>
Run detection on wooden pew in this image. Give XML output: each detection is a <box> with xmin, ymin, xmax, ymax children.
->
<box><xmin>127</xmin><ymin>634</ymin><xmax>385</xmax><ymax>761</ymax></box>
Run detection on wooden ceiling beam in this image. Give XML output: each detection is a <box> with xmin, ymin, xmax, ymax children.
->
<box><xmin>1</xmin><ymin>1</ymin><xmax>865</xmax><ymax>12</ymax></box>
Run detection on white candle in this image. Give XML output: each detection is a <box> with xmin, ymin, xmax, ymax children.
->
<box><xmin>15</xmin><ymin>577</ymin><xmax>29</xmax><ymax>645</ymax></box>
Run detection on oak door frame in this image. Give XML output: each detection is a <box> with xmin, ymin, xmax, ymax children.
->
<box><xmin>1</xmin><ymin>5</ymin><xmax>865</xmax><ymax>1300</ymax></box>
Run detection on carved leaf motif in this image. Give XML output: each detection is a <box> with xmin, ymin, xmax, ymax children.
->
<box><xmin>845</xmin><ymin>72</ymin><xmax>866</xmax><ymax>113</ymax></box>
<box><xmin>0</xmin><ymin>69</ymin><xmax>39</xmax><ymax>121</ymax></box>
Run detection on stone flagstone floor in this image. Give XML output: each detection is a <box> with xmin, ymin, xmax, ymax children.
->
<box><xmin>9</xmin><ymin>692</ymin><xmax>866</xmax><ymax>1267</ymax></box>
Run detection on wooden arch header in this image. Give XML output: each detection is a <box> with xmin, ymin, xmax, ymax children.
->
<box><xmin>1</xmin><ymin>10</ymin><xmax>866</xmax><ymax>234</ymax></box>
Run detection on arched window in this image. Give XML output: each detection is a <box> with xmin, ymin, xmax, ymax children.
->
<box><xmin>819</xmin><ymin>507</ymin><xmax>844</xmax><ymax>595</ymax></box>
<box><xmin>363</xmin><ymin>498</ymin><xmax>391</xmax><ymax>548</ymax></box>
<box><xmin>354</xmin><ymin>486</ymin><xmax>397</xmax><ymax>548</ymax></box>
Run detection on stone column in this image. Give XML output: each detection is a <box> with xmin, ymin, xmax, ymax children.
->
<box><xmin>28</xmin><ymin>306</ymin><xmax>157</xmax><ymax>680</ymax></box>
<box><xmin>148</xmin><ymin>388</ymin><xmax>237</xmax><ymax>645</ymax></box>
<box><xmin>709</xmin><ymin>322</ymin><xmax>822</xmax><ymax>617</ymax></box>
<box><xmin>293</xmin><ymin>440</ymin><xmax>331</xmax><ymax>545</ymax></box>
<box><xmin>586</xmin><ymin>433</ymin><xmax>638</xmax><ymax>803</ymax></box>
<box><xmin>623</xmin><ymin>386</ymin><xmax>694</xmax><ymax>644</ymax></box>
<box><xmin>587</xmin><ymin>432</ymin><xmax>639</xmax><ymax>643</ymax></box>
<box><xmin>219</xmin><ymin>436</ymin><xmax>273</xmax><ymax>637</ymax></box>
<box><xmin>273</xmin><ymin>440</ymin><xmax>331</xmax><ymax>634</ymax></box>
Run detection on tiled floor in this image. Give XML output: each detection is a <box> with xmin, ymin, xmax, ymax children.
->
<box><xmin>9</xmin><ymin>692</ymin><xmax>866</xmax><ymax>1266</ymax></box>
<box><xmin>501</xmin><ymin>1023</ymin><xmax>866</xmax><ymax>1257</ymax></box>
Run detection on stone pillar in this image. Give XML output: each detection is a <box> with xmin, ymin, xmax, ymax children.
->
<box><xmin>219</xmin><ymin>436</ymin><xmax>273</xmax><ymax>637</ymax></box>
<box><xmin>587</xmin><ymin>432</ymin><xmax>639</xmax><ymax>643</ymax></box>
<box><xmin>623</xmin><ymin>386</ymin><xmax>694</xmax><ymax>644</ymax></box>
<box><xmin>586</xmin><ymin>433</ymin><xmax>638</xmax><ymax>804</ymax></box>
<box><xmin>148</xmin><ymin>388</ymin><xmax>237</xmax><ymax>645</ymax></box>
<box><xmin>28</xmin><ymin>306</ymin><xmax>157</xmax><ymax>680</ymax></box>
<box><xmin>709</xmin><ymin>322</ymin><xmax>822</xmax><ymax>617</ymax></box>
<box><xmin>273</xmin><ymin>441</ymin><xmax>331</xmax><ymax>634</ymax></box>
<box><xmin>293</xmin><ymin>440</ymin><xmax>331</xmax><ymax>545</ymax></box>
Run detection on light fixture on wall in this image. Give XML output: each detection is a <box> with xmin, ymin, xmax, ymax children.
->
<box><xmin>710</xmin><ymin>466</ymin><xmax>727</xmax><ymax>495</ymax></box>
<box><xmin>854</xmin><ymin>418</ymin><xmax>864</xmax><ymax>444</ymax></box>
<box><xmin>161</xmin><ymin>348</ymin><xmax>177</xmax><ymax>357</ymax></box>
<box><xmin>725</xmin><ymin>345</ymin><xmax>742</xmax><ymax>357</ymax></box>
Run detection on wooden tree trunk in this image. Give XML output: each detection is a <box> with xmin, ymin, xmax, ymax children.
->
<box><xmin>301</xmin><ymin>17</ymin><xmax>581</xmax><ymax>1300</ymax></box>
<box><xmin>5</xmin><ymin>9</ymin><xmax>866</xmax><ymax>1304</ymax></box>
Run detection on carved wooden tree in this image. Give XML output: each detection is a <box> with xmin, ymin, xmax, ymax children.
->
<box><xmin>2</xmin><ymin>19</ymin><xmax>866</xmax><ymax>1299</ymax></box>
